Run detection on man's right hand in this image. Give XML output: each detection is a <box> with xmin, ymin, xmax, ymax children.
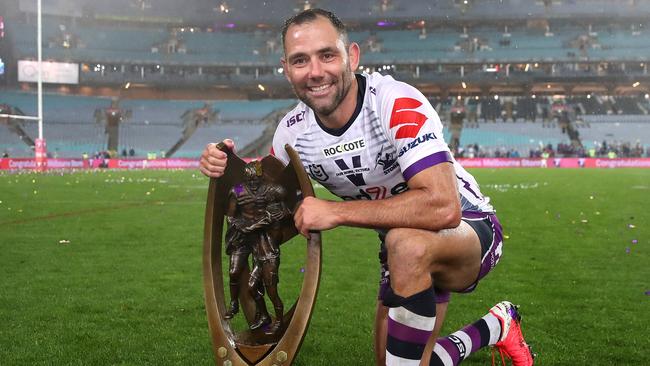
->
<box><xmin>199</xmin><ymin>139</ymin><xmax>235</xmax><ymax>178</ymax></box>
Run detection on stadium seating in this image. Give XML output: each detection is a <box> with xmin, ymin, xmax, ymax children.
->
<box><xmin>8</xmin><ymin>16</ymin><xmax>650</xmax><ymax>66</ymax></box>
<box><xmin>0</xmin><ymin>90</ymin><xmax>295</xmax><ymax>158</ymax></box>
<box><xmin>459</xmin><ymin>121</ymin><xmax>566</xmax><ymax>154</ymax></box>
<box><xmin>578</xmin><ymin>122</ymin><xmax>650</xmax><ymax>149</ymax></box>
<box><xmin>3</xmin><ymin>1</ymin><xmax>650</xmax><ymax>159</ymax></box>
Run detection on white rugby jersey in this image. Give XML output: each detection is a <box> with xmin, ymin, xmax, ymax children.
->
<box><xmin>271</xmin><ymin>72</ymin><xmax>493</xmax><ymax>214</ymax></box>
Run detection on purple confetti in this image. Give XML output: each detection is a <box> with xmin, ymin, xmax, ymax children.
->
<box><xmin>299</xmin><ymin>267</ymin><xmax>305</xmax><ymax>273</ymax></box>
<box><xmin>625</xmin><ymin>247</ymin><xmax>631</xmax><ymax>253</ymax></box>
<box><xmin>632</xmin><ymin>239</ymin><xmax>638</xmax><ymax>244</ymax></box>
<box><xmin>645</xmin><ymin>291</ymin><xmax>650</xmax><ymax>296</ymax></box>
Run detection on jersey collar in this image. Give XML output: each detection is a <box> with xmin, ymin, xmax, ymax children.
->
<box><xmin>314</xmin><ymin>73</ymin><xmax>366</xmax><ymax>137</ymax></box>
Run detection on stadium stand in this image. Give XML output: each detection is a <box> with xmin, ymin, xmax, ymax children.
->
<box><xmin>0</xmin><ymin>89</ymin><xmax>296</xmax><ymax>157</ymax></box>
<box><xmin>1</xmin><ymin>0</ymin><xmax>649</xmax><ymax>159</ymax></box>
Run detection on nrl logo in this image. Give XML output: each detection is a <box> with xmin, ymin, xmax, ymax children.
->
<box><xmin>308</xmin><ymin>164</ymin><xmax>329</xmax><ymax>182</ymax></box>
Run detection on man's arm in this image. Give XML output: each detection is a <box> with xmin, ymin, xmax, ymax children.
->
<box><xmin>293</xmin><ymin>162</ymin><xmax>461</xmax><ymax>238</ymax></box>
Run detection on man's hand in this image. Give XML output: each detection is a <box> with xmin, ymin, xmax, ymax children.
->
<box><xmin>199</xmin><ymin>139</ymin><xmax>235</xmax><ymax>178</ymax></box>
<box><xmin>293</xmin><ymin>196</ymin><xmax>341</xmax><ymax>238</ymax></box>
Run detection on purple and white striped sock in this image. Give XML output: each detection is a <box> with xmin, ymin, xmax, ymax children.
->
<box><xmin>384</xmin><ymin>286</ymin><xmax>436</xmax><ymax>365</ymax></box>
<box><xmin>429</xmin><ymin>312</ymin><xmax>502</xmax><ymax>366</ymax></box>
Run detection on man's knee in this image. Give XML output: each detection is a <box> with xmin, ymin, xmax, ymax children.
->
<box><xmin>384</xmin><ymin>228</ymin><xmax>428</xmax><ymax>265</ymax></box>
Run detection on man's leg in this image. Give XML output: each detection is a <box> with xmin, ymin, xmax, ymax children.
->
<box><xmin>429</xmin><ymin>301</ymin><xmax>534</xmax><ymax>366</ymax></box>
<box><xmin>377</xmin><ymin>300</ymin><xmax>449</xmax><ymax>366</ymax></box>
<box><xmin>374</xmin><ymin>301</ymin><xmax>388</xmax><ymax>366</ymax></box>
<box><xmin>383</xmin><ymin>223</ymin><xmax>481</xmax><ymax>365</ymax></box>
<box><xmin>420</xmin><ymin>301</ymin><xmax>448</xmax><ymax>365</ymax></box>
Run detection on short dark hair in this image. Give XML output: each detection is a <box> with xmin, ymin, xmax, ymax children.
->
<box><xmin>281</xmin><ymin>8</ymin><xmax>348</xmax><ymax>52</ymax></box>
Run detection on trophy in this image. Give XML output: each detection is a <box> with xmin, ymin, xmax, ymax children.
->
<box><xmin>203</xmin><ymin>143</ymin><xmax>322</xmax><ymax>365</ymax></box>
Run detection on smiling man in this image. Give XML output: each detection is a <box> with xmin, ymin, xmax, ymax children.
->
<box><xmin>200</xmin><ymin>8</ymin><xmax>533</xmax><ymax>366</ymax></box>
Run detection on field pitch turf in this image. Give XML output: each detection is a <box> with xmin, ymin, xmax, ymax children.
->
<box><xmin>0</xmin><ymin>168</ymin><xmax>648</xmax><ymax>365</ymax></box>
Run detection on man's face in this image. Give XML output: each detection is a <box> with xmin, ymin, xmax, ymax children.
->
<box><xmin>282</xmin><ymin>16</ymin><xmax>359</xmax><ymax>117</ymax></box>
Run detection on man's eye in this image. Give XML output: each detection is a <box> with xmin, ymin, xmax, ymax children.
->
<box><xmin>323</xmin><ymin>53</ymin><xmax>335</xmax><ymax>60</ymax></box>
<box><xmin>292</xmin><ymin>58</ymin><xmax>307</xmax><ymax>65</ymax></box>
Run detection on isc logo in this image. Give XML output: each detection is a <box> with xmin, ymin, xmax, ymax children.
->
<box><xmin>286</xmin><ymin>111</ymin><xmax>306</xmax><ymax>127</ymax></box>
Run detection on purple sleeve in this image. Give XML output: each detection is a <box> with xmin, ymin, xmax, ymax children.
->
<box><xmin>402</xmin><ymin>151</ymin><xmax>452</xmax><ymax>181</ymax></box>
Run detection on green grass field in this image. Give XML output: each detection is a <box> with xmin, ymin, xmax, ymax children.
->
<box><xmin>1</xmin><ymin>168</ymin><xmax>648</xmax><ymax>365</ymax></box>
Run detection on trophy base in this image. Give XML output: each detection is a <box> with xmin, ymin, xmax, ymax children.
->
<box><xmin>233</xmin><ymin>306</ymin><xmax>296</xmax><ymax>363</ymax></box>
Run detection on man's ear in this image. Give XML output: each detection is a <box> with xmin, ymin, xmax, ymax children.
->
<box><xmin>348</xmin><ymin>42</ymin><xmax>360</xmax><ymax>72</ymax></box>
<box><xmin>280</xmin><ymin>58</ymin><xmax>291</xmax><ymax>82</ymax></box>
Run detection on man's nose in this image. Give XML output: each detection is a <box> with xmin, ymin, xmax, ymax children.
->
<box><xmin>308</xmin><ymin>59</ymin><xmax>324</xmax><ymax>78</ymax></box>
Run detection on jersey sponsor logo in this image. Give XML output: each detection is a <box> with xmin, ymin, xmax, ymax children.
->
<box><xmin>286</xmin><ymin>111</ymin><xmax>306</xmax><ymax>127</ymax></box>
<box><xmin>323</xmin><ymin>138</ymin><xmax>366</xmax><ymax>158</ymax></box>
<box><xmin>334</xmin><ymin>155</ymin><xmax>369</xmax><ymax>186</ymax></box>
<box><xmin>389</xmin><ymin>97</ymin><xmax>428</xmax><ymax>139</ymax></box>
<box><xmin>341</xmin><ymin>182</ymin><xmax>408</xmax><ymax>200</ymax></box>
<box><xmin>374</xmin><ymin>145</ymin><xmax>398</xmax><ymax>175</ymax></box>
<box><xmin>397</xmin><ymin>132</ymin><xmax>437</xmax><ymax>158</ymax></box>
<box><xmin>308</xmin><ymin>164</ymin><xmax>329</xmax><ymax>182</ymax></box>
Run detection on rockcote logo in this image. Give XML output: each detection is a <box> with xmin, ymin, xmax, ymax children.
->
<box><xmin>322</xmin><ymin>138</ymin><xmax>366</xmax><ymax>158</ymax></box>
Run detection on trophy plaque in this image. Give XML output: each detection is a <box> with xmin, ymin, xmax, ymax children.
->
<box><xmin>203</xmin><ymin>143</ymin><xmax>321</xmax><ymax>366</ymax></box>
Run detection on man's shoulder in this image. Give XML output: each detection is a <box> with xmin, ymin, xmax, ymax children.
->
<box><xmin>365</xmin><ymin>72</ymin><xmax>426</xmax><ymax>106</ymax></box>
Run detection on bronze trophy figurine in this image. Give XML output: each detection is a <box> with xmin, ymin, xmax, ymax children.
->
<box><xmin>203</xmin><ymin>143</ymin><xmax>322</xmax><ymax>366</ymax></box>
<box><xmin>224</xmin><ymin>160</ymin><xmax>290</xmax><ymax>332</ymax></box>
